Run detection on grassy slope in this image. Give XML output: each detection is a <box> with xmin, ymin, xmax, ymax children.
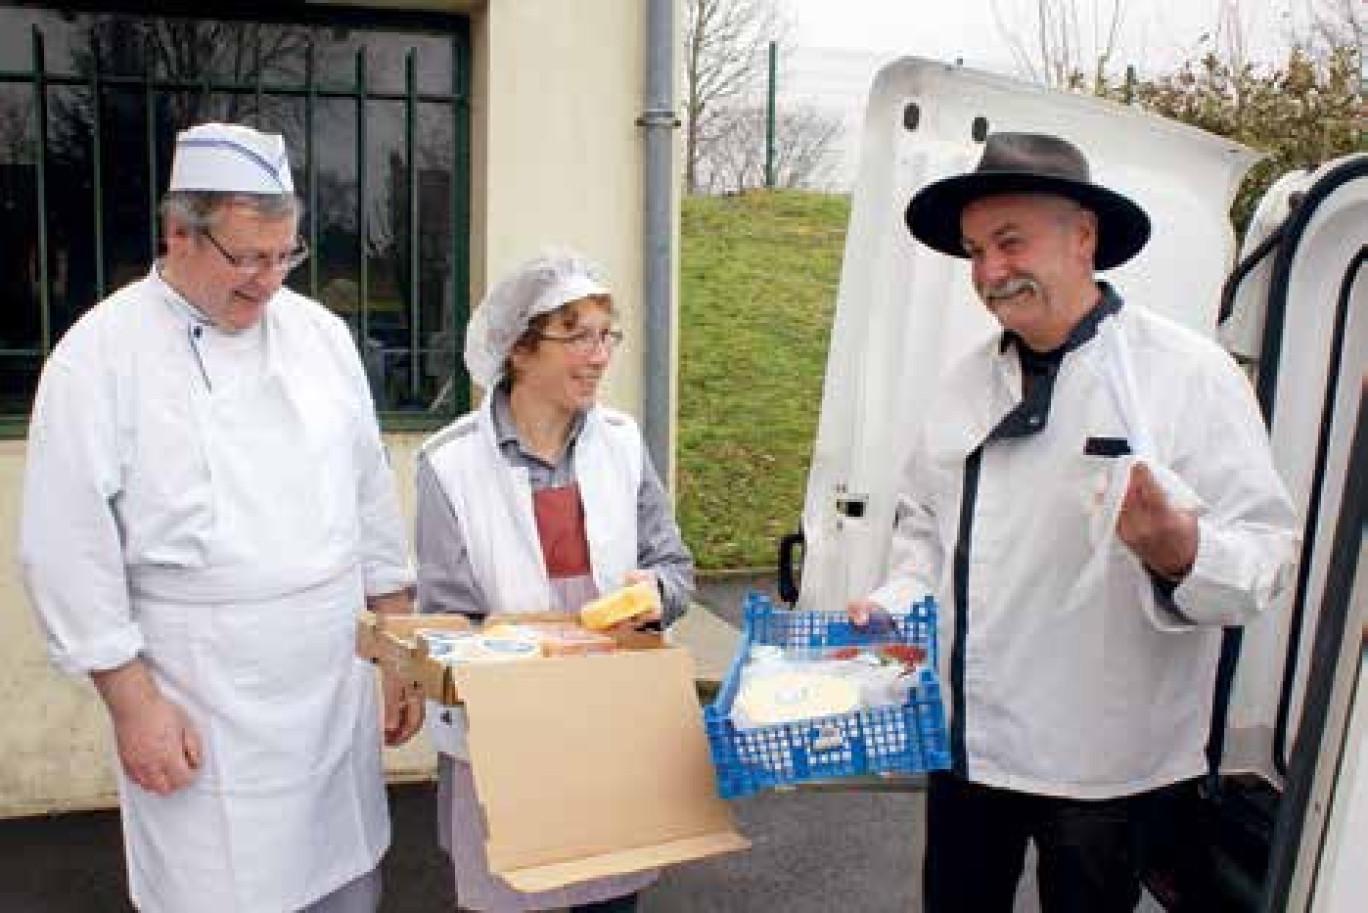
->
<box><xmin>677</xmin><ymin>190</ymin><xmax>850</xmax><ymax>570</ymax></box>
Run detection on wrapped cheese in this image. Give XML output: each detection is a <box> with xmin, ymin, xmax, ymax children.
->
<box><xmin>580</xmin><ymin>581</ymin><xmax>660</xmax><ymax>631</ymax></box>
<box><xmin>733</xmin><ymin>672</ymin><xmax>861</xmax><ymax>728</ymax></box>
<box><xmin>535</xmin><ymin>623</ymin><xmax>620</xmax><ymax>657</ymax></box>
<box><xmin>422</xmin><ymin>629</ymin><xmax>541</xmax><ymax>665</ymax></box>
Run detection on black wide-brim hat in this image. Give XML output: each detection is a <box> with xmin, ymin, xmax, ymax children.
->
<box><xmin>905</xmin><ymin>132</ymin><xmax>1152</xmax><ymax>271</ymax></box>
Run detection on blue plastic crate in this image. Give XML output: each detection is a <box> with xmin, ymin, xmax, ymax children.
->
<box><xmin>704</xmin><ymin>592</ymin><xmax>950</xmax><ymax>798</ymax></box>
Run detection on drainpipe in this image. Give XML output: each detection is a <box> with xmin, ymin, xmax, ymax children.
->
<box><xmin>640</xmin><ymin>0</ymin><xmax>680</xmax><ymax>485</ymax></box>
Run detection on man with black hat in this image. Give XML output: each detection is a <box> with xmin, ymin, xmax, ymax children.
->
<box><xmin>19</xmin><ymin>123</ymin><xmax>422</xmax><ymax>912</ymax></box>
<box><xmin>849</xmin><ymin>133</ymin><xmax>1297</xmax><ymax>911</ymax></box>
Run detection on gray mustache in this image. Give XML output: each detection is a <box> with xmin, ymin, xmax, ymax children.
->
<box><xmin>983</xmin><ymin>276</ymin><xmax>1041</xmax><ymax>300</ymax></box>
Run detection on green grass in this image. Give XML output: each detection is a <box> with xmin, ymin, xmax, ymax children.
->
<box><xmin>678</xmin><ymin>190</ymin><xmax>850</xmax><ymax>570</ymax></box>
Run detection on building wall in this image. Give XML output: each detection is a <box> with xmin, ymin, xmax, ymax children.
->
<box><xmin>0</xmin><ymin>0</ymin><xmax>679</xmax><ymax>816</ymax></box>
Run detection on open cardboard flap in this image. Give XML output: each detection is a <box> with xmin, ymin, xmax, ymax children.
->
<box><xmin>356</xmin><ymin>612</ymin><xmax>474</xmax><ymax>704</ymax></box>
<box><xmin>455</xmin><ymin>647</ymin><xmax>750</xmax><ymax>892</ymax></box>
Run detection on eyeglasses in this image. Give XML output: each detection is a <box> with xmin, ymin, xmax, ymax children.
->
<box><xmin>203</xmin><ymin>230</ymin><xmax>309</xmax><ymax>273</ymax></box>
<box><xmin>535</xmin><ymin>327</ymin><xmax>624</xmax><ymax>355</ymax></box>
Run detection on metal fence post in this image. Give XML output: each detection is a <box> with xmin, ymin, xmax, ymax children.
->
<box><xmin>765</xmin><ymin>40</ymin><xmax>776</xmax><ymax>189</ymax></box>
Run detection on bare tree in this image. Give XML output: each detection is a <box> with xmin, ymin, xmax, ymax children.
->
<box><xmin>698</xmin><ymin>103</ymin><xmax>842</xmax><ymax>194</ymax></box>
<box><xmin>991</xmin><ymin>0</ymin><xmax>1126</xmax><ymax>90</ymax></box>
<box><xmin>683</xmin><ymin>0</ymin><xmax>788</xmax><ymax>192</ymax></box>
<box><xmin>1307</xmin><ymin>0</ymin><xmax>1365</xmax><ymax>59</ymax></box>
<box><xmin>67</xmin><ymin>17</ymin><xmax>314</xmax><ymax>130</ymax></box>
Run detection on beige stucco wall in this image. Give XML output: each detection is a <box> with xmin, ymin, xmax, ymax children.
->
<box><xmin>0</xmin><ymin>439</ymin><xmax>120</xmax><ymax>815</ymax></box>
<box><xmin>476</xmin><ymin>0</ymin><xmax>664</xmax><ymax>419</ymax></box>
<box><xmin>0</xmin><ymin>0</ymin><xmax>680</xmax><ymax>816</ymax></box>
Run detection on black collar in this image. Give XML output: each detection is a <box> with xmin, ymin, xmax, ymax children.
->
<box><xmin>987</xmin><ymin>283</ymin><xmax>1124</xmax><ymax>442</ymax></box>
<box><xmin>998</xmin><ymin>281</ymin><xmax>1123</xmax><ymax>358</ymax></box>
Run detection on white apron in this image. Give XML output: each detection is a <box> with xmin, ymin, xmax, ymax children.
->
<box><xmin>421</xmin><ymin>398</ymin><xmax>642</xmax><ymax>761</ymax></box>
<box><xmin>123</xmin><ymin>348</ymin><xmax>389</xmax><ymax>912</ymax></box>
<box><xmin>421</xmin><ymin>399</ymin><xmax>654</xmax><ymax>910</ymax></box>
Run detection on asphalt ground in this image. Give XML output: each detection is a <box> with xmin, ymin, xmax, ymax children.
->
<box><xmin>0</xmin><ymin>778</ymin><xmax>927</xmax><ymax>913</ymax></box>
<box><xmin>0</xmin><ymin>573</ymin><xmax>1157</xmax><ymax>912</ymax></box>
<box><xmin>0</xmin><ymin>574</ymin><xmax>932</xmax><ymax>913</ymax></box>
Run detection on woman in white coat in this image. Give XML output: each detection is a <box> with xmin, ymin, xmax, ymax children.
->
<box><xmin>415</xmin><ymin>250</ymin><xmax>695</xmax><ymax>912</ymax></box>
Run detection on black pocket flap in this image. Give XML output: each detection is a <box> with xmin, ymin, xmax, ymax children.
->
<box><xmin>1084</xmin><ymin>436</ymin><xmax>1132</xmax><ymax>457</ymax></box>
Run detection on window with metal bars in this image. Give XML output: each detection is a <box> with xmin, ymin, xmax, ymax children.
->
<box><xmin>0</xmin><ymin>5</ymin><xmax>470</xmax><ymax>434</ymax></box>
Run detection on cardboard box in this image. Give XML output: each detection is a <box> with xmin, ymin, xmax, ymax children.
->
<box><xmin>356</xmin><ymin>611</ymin><xmax>663</xmax><ymax>705</ymax></box>
<box><xmin>356</xmin><ymin>611</ymin><xmax>473</xmax><ymax>704</ymax></box>
<box><xmin>357</xmin><ymin>612</ymin><xmax>750</xmax><ymax>889</ymax></box>
<box><xmin>458</xmin><ymin>647</ymin><xmax>750</xmax><ymax>890</ymax></box>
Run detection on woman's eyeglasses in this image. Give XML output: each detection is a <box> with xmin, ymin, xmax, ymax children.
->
<box><xmin>535</xmin><ymin>328</ymin><xmax>624</xmax><ymax>355</ymax></box>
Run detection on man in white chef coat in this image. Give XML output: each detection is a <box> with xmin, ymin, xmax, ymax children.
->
<box><xmin>19</xmin><ymin>123</ymin><xmax>422</xmax><ymax>913</ymax></box>
<box><xmin>849</xmin><ymin>133</ymin><xmax>1299</xmax><ymax>911</ymax></box>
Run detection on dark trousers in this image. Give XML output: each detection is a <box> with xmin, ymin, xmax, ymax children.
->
<box><xmin>924</xmin><ymin>772</ymin><xmax>1155</xmax><ymax>913</ymax></box>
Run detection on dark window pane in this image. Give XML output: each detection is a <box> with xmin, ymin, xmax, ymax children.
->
<box><xmin>0</xmin><ymin>83</ymin><xmax>39</xmax><ymax>416</ymax></box>
<box><xmin>99</xmin><ymin>86</ymin><xmax>157</xmax><ymax>289</ymax></box>
<box><xmin>0</xmin><ymin>11</ymin><xmax>65</xmax><ymax>72</ymax></box>
<box><xmin>416</xmin><ymin>103</ymin><xmax>456</xmax><ymax>412</ymax></box>
<box><xmin>0</xmin><ymin>7</ymin><xmax>466</xmax><ymax>424</ymax></box>
<box><xmin>307</xmin><ymin>94</ymin><xmax>361</xmax><ymax>315</ymax></box>
<box><xmin>363</xmin><ymin>99</ymin><xmax>409</xmax><ymax>411</ymax></box>
<box><xmin>311</xmin><ymin>28</ymin><xmax>452</xmax><ymax>95</ymax></box>
<box><xmin>46</xmin><ymin>85</ymin><xmax>97</xmax><ymax>343</ymax></box>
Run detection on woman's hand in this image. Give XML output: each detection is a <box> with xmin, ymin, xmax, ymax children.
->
<box><xmin>615</xmin><ymin>569</ymin><xmax>663</xmax><ymax>628</ymax></box>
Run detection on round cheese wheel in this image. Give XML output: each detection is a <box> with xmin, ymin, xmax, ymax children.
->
<box><xmin>734</xmin><ymin>672</ymin><xmax>860</xmax><ymax>726</ymax></box>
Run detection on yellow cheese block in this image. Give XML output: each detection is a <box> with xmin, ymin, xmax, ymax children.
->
<box><xmin>580</xmin><ymin>581</ymin><xmax>660</xmax><ymax>631</ymax></box>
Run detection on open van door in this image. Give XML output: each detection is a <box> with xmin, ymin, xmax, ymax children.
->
<box><xmin>780</xmin><ymin>56</ymin><xmax>1368</xmax><ymax>909</ymax></box>
<box><xmin>1220</xmin><ymin>151</ymin><xmax>1368</xmax><ymax>911</ymax></box>
<box><xmin>788</xmin><ymin>58</ymin><xmax>1256</xmax><ymax>616</ymax></box>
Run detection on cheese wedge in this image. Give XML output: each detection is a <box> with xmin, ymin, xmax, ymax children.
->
<box><xmin>580</xmin><ymin>581</ymin><xmax>660</xmax><ymax>631</ymax></box>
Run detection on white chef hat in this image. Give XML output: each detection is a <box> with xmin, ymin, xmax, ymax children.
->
<box><xmin>464</xmin><ymin>248</ymin><xmax>611</xmax><ymax>388</ymax></box>
<box><xmin>168</xmin><ymin>123</ymin><xmax>294</xmax><ymax>194</ymax></box>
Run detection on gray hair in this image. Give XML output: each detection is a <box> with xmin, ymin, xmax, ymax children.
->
<box><xmin>160</xmin><ymin>190</ymin><xmax>301</xmax><ymax>235</ymax></box>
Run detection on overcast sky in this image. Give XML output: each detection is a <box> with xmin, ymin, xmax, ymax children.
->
<box><xmin>718</xmin><ymin>1</ymin><xmax>1334</xmax><ymax>190</ymax></box>
<box><xmin>785</xmin><ymin>0</ymin><xmax>1312</xmax><ymax>74</ymax></box>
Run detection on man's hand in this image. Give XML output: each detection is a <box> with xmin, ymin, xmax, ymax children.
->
<box><xmin>367</xmin><ymin>589</ymin><xmax>414</xmax><ymax>617</ymax></box>
<box><xmin>92</xmin><ymin>660</ymin><xmax>201</xmax><ymax>796</ymax></box>
<box><xmin>368</xmin><ymin>588</ymin><xmax>424</xmax><ymax>745</ymax></box>
<box><xmin>380</xmin><ymin>666</ymin><xmax>424</xmax><ymax>747</ymax></box>
<box><xmin>842</xmin><ymin>599</ymin><xmax>886</xmax><ymax>629</ymax></box>
<box><xmin>1116</xmin><ymin>462</ymin><xmax>1199</xmax><ymax>581</ymax></box>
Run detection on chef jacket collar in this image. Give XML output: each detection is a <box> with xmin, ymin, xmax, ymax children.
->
<box><xmin>998</xmin><ymin>281</ymin><xmax>1123</xmax><ymax>356</ymax></box>
<box><xmin>152</xmin><ymin>262</ymin><xmax>214</xmax><ymax>328</ymax></box>
<box><xmin>148</xmin><ymin>264</ymin><xmax>279</xmax><ymax>387</ymax></box>
<box><xmin>988</xmin><ymin>283</ymin><xmax>1124</xmax><ymax>442</ymax></box>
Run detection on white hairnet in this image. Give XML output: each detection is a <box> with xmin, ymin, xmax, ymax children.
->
<box><xmin>464</xmin><ymin>248</ymin><xmax>611</xmax><ymax>388</ymax></box>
